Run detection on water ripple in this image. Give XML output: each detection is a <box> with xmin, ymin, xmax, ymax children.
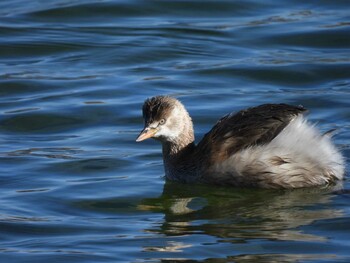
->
<box><xmin>0</xmin><ymin>0</ymin><xmax>349</xmax><ymax>262</ymax></box>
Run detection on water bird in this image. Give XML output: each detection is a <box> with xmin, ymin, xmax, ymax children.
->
<box><xmin>136</xmin><ymin>96</ymin><xmax>344</xmax><ymax>188</ymax></box>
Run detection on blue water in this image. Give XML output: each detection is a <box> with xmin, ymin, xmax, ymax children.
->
<box><xmin>0</xmin><ymin>0</ymin><xmax>350</xmax><ymax>262</ymax></box>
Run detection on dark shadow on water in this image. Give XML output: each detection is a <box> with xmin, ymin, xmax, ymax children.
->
<box><xmin>68</xmin><ymin>176</ymin><xmax>349</xmax><ymax>262</ymax></box>
<box><xmin>139</xmin><ymin>181</ymin><xmax>344</xmax><ymax>242</ymax></box>
<box><xmin>134</xmin><ymin>181</ymin><xmax>346</xmax><ymax>262</ymax></box>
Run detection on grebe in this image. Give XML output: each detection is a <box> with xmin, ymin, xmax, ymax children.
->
<box><xmin>136</xmin><ymin>96</ymin><xmax>344</xmax><ymax>189</ymax></box>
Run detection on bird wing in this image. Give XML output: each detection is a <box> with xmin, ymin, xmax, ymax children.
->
<box><xmin>196</xmin><ymin>104</ymin><xmax>307</xmax><ymax>164</ymax></box>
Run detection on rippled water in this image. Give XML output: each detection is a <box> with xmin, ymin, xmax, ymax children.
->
<box><xmin>0</xmin><ymin>0</ymin><xmax>350</xmax><ymax>262</ymax></box>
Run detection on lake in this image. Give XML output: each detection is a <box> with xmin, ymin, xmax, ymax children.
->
<box><xmin>0</xmin><ymin>0</ymin><xmax>349</xmax><ymax>262</ymax></box>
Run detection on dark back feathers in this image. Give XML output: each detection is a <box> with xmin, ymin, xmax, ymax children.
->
<box><xmin>196</xmin><ymin>103</ymin><xmax>306</xmax><ymax>164</ymax></box>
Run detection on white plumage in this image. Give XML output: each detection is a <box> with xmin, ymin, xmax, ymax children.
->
<box><xmin>212</xmin><ymin>116</ymin><xmax>344</xmax><ymax>188</ymax></box>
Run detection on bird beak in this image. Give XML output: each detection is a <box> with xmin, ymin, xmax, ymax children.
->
<box><xmin>136</xmin><ymin>127</ymin><xmax>158</xmax><ymax>142</ymax></box>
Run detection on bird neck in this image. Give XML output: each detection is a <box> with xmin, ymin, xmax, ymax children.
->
<box><xmin>162</xmin><ymin>135</ymin><xmax>195</xmax><ymax>156</ymax></box>
<box><xmin>162</xmin><ymin>113</ymin><xmax>195</xmax><ymax>156</ymax></box>
<box><xmin>161</xmin><ymin>127</ymin><xmax>197</xmax><ymax>182</ymax></box>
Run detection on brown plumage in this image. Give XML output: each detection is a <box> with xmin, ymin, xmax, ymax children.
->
<box><xmin>136</xmin><ymin>96</ymin><xmax>344</xmax><ymax>188</ymax></box>
<box><xmin>197</xmin><ymin>103</ymin><xmax>306</xmax><ymax>165</ymax></box>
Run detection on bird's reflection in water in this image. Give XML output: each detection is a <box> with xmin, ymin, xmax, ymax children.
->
<box><xmin>139</xmin><ymin>181</ymin><xmax>344</xmax><ymax>243</ymax></box>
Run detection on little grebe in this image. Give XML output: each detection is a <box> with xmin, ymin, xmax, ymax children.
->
<box><xmin>136</xmin><ymin>96</ymin><xmax>344</xmax><ymax>188</ymax></box>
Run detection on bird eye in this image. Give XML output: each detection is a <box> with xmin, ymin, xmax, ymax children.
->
<box><xmin>159</xmin><ymin>119</ymin><xmax>165</xmax><ymax>125</ymax></box>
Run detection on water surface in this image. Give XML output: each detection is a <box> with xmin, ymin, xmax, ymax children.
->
<box><xmin>0</xmin><ymin>0</ymin><xmax>350</xmax><ymax>262</ymax></box>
